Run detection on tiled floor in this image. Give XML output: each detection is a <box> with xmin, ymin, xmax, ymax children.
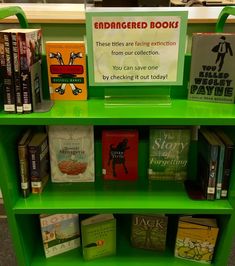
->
<box><xmin>0</xmin><ymin>200</ymin><xmax>235</xmax><ymax>266</ymax></box>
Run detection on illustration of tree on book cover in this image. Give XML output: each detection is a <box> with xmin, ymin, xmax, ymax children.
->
<box><xmin>188</xmin><ymin>33</ymin><xmax>235</xmax><ymax>103</ymax></box>
<box><xmin>131</xmin><ymin>214</ymin><xmax>168</xmax><ymax>251</ymax></box>
<box><xmin>148</xmin><ymin>127</ymin><xmax>191</xmax><ymax>181</ymax></box>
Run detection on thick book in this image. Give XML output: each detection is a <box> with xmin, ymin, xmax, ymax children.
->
<box><xmin>39</xmin><ymin>214</ymin><xmax>80</xmax><ymax>258</ymax></box>
<box><xmin>17</xmin><ymin>129</ymin><xmax>33</xmax><ymax>198</ymax></box>
<box><xmin>81</xmin><ymin>214</ymin><xmax>116</xmax><ymax>261</ymax></box>
<box><xmin>28</xmin><ymin>132</ymin><xmax>50</xmax><ymax>194</ymax></box>
<box><xmin>48</xmin><ymin>125</ymin><xmax>95</xmax><ymax>182</ymax></box>
<box><xmin>0</xmin><ymin>30</ymin><xmax>16</xmax><ymax>113</ymax></box>
<box><xmin>188</xmin><ymin>33</ymin><xmax>235</xmax><ymax>103</ymax></box>
<box><xmin>198</xmin><ymin>128</ymin><xmax>219</xmax><ymax>200</ymax></box>
<box><xmin>45</xmin><ymin>41</ymin><xmax>87</xmax><ymax>100</ymax></box>
<box><xmin>174</xmin><ymin>216</ymin><xmax>219</xmax><ymax>264</ymax></box>
<box><xmin>148</xmin><ymin>127</ymin><xmax>191</xmax><ymax>181</ymax></box>
<box><xmin>131</xmin><ymin>214</ymin><xmax>168</xmax><ymax>251</ymax></box>
<box><xmin>214</xmin><ymin>128</ymin><xmax>234</xmax><ymax>198</ymax></box>
<box><xmin>102</xmin><ymin>129</ymin><xmax>139</xmax><ymax>181</ymax></box>
<box><xmin>17</xmin><ymin>29</ymin><xmax>43</xmax><ymax>113</ymax></box>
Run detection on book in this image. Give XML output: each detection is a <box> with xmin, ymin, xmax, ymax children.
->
<box><xmin>48</xmin><ymin>125</ymin><xmax>94</xmax><ymax>182</ymax></box>
<box><xmin>102</xmin><ymin>129</ymin><xmax>139</xmax><ymax>181</ymax></box>
<box><xmin>39</xmin><ymin>214</ymin><xmax>80</xmax><ymax>258</ymax></box>
<box><xmin>17</xmin><ymin>28</ymin><xmax>43</xmax><ymax>113</ymax></box>
<box><xmin>131</xmin><ymin>214</ymin><xmax>168</xmax><ymax>251</ymax></box>
<box><xmin>188</xmin><ymin>33</ymin><xmax>235</xmax><ymax>103</ymax></box>
<box><xmin>45</xmin><ymin>41</ymin><xmax>87</xmax><ymax>100</ymax></box>
<box><xmin>148</xmin><ymin>127</ymin><xmax>191</xmax><ymax>181</ymax></box>
<box><xmin>28</xmin><ymin>132</ymin><xmax>50</xmax><ymax>193</ymax></box>
<box><xmin>0</xmin><ymin>30</ymin><xmax>16</xmax><ymax>113</ymax></box>
<box><xmin>17</xmin><ymin>129</ymin><xmax>33</xmax><ymax>198</ymax></box>
<box><xmin>174</xmin><ymin>216</ymin><xmax>219</xmax><ymax>264</ymax></box>
<box><xmin>208</xmin><ymin>129</ymin><xmax>225</xmax><ymax>200</ymax></box>
<box><xmin>214</xmin><ymin>128</ymin><xmax>234</xmax><ymax>198</ymax></box>
<box><xmin>81</xmin><ymin>214</ymin><xmax>116</xmax><ymax>261</ymax></box>
<box><xmin>198</xmin><ymin>128</ymin><xmax>219</xmax><ymax>200</ymax></box>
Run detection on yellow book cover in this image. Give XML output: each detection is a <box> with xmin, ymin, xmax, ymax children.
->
<box><xmin>45</xmin><ymin>41</ymin><xmax>87</xmax><ymax>100</ymax></box>
<box><xmin>174</xmin><ymin>217</ymin><xmax>219</xmax><ymax>264</ymax></box>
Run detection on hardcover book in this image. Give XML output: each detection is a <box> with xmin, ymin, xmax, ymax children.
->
<box><xmin>175</xmin><ymin>216</ymin><xmax>219</xmax><ymax>264</ymax></box>
<box><xmin>45</xmin><ymin>41</ymin><xmax>87</xmax><ymax>100</ymax></box>
<box><xmin>0</xmin><ymin>30</ymin><xmax>16</xmax><ymax>113</ymax></box>
<box><xmin>188</xmin><ymin>33</ymin><xmax>235</xmax><ymax>103</ymax></box>
<box><xmin>17</xmin><ymin>129</ymin><xmax>33</xmax><ymax>198</ymax></box>
<box><xmin>198</xmin><ymin>128</ymin><xmax>219</xmax><ymax>200</ymax></box>
<box><xmin>28</xmin><ymin>132</ymin><xmax>50</xmax><ymax>194</ymax></box>
<box><xmin>48</xmin><ymin>125</ymin><xmax>94</xmax><ymax>182</ymax></box>
<box><xmin>131</xmin><ymin>214</ymin><xmax>168</xmax><ymax>251</ymax></box>
<box><xmin>214</xmin><ymin>128</ymin><xmax>234</xmax><ymax>198</ymax></box>
<box><xmin>102</xmin><ymin>129</ymin><xmax>139</xmax><ymax>181</ymax></box>
<box><xmin>148</xmin><ymin>127</ymin><xmax>191</xmax><ymax>181</ymax></box>
<box><xmin>40</xmin><ymin>214</ymin><xmax>80</xmax><ymax>258</ymax></box>
<box><xmin>81</xmin><ymin>214</ymin><xmax>116</xmax><ymax>261</ymax></box>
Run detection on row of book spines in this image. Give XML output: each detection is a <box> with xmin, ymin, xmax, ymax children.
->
<box><xmin>18</xmin><ymin>130</ymin><xmax>49</xmax><ymax>197</ymax></box>
<box><xmin>0</xmin><ymin>31</ymin><xmax>34</xmax><ymax>114</ymax></box>
<box><xmin>199</xmin><ymin>127</ymin><xmax>234</xmax><ymax>200</ymax></box>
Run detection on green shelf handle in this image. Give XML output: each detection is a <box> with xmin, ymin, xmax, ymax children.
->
<box><xmin>0</xmin><ymin>6</ymin><xmax>28</xmax><ymax>28</ymax></box>
<box><xmin>215</xmin><ymin>6</ymin><xmax>235</xmax><ymax>33</ymax></box>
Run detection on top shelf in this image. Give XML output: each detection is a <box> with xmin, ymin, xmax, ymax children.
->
<box><xmin>1</xmin><ymin>98</ymin><xmax>235</xmax><ymax>126</ymax></box>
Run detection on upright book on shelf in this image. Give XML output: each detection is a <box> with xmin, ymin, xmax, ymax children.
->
<box><xmin>28</xmin><ymin>132</ymin><xmax>50</xmax><ymax>194</ymax></box>
<box><xmin>81</xmin><ymin>214</ymin><xmax>116</xmax><ymax>261</ymax></box>
<box><xmin>198</xmin><ymin>128</ymin><xmax>219</xmax><ymax>200</ymax></box>
<box><xmin>175</xmin><ymin>216</ymin><xmax>219</xmax><ymax>264</ymax></box>
<box><xmin>17</xmin><ymin>129</ymin><xmax>33</xmax><ymax>197</ymax></box>
<box><xmin>188</xmin><ymin>33</ymin><xmax>235</xmax><ymax>103</ymax></box>
<box><xmin>45</xmin><ymin>41</ymin><xmax>87</xmax><ymax>100</ymax></box>
<box><xmin>148</xmin><ymin>127</ymin><xmax>191</xmax><ymax>181</ymax></box>
<box><xmin>102</xmin><ymin>129</ymin><xmax>139</xmax><ymax>181</ymax></box>
<box><xmin>0</xmin><ymin>30</ymin><xmax>16</xmax><ymax>113</ymax></box>
<box><xmin>131</xmin><ymin>214</ymin><xmax>168</xmax><ymax>251</ymax></box>
<box><xmin>39</xmin><ymin>214</ymin><xmax>80</xmax><ymax>258</ymax></box>
<box><xmin>214</xmin><ymin>128</ymin><xmax>234</xmax><ymax>198</ymax></box>
<box><xmin>48</xmin><ymin>125</ymin><xmax>95</xmax><ymax>182</ymax></box>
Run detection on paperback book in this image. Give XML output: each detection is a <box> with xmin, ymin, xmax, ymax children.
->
<box><xmin>175</xmin><ymin>216</ymin><xmax>219</xmax><ymax>264</ymax></box>
<box><xmin>188</xmin><ymin>33</ymin><xmax>235</xmax><ymax>103</ymax></box>
<box><xmin>148</xmin><ymin>127</ymin><xmax>191</xmax><ymax>181</ymax></box>
<box><xmin>45</xmin><ymin>41</ymin><xmax>87</xmax><ymax>100</ymax></box>
<box><xmin>40</xmin><ymin>214</ymin><xmax>80</xmax><ymax>258</ymax></box>
<box><xmin>81</xmin><ymin>214</ymin><xmax>116</xmax><ymax>261</ymax></box>
<box><xmin>131</xmin><ymin>214</ymin><xmax>168</xmax><ymax>251</ymax></box>
<box><xmin>102</xmin><ymin>129</ymin><xmax>139</xmax><ymax>181</ymax></box>
<box><xmin>48</xmin><ymin>125</ymin><xmax>95</xmax><ymax>182</ymax></box>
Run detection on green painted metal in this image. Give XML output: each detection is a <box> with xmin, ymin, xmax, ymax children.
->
<box><xmin>215</xmin><ymin>6</ymin><xmax>235</xmax><ymax>33</ymax></box>
<box><xmin>0</xmin><ymin>6</ymin><xmax>28</xmax><ymax>28</ymax></box>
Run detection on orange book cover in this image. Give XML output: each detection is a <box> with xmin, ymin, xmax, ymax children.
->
<box><xmin>45</xmin><ymin>41</ymin><xmax>87</xmax><ymax>100</ymax></box>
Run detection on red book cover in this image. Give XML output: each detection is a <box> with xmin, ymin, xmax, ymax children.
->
<box><xmin>102</xmin><ymin>130</ymin><xmax>138</xmax><ymax>181</ymax></box>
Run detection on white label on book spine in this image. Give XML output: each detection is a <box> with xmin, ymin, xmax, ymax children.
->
<box><xmin>23</xmin><ymin>104</ymin><xmax>32</xmax><ymax>111</ymax></box>
<box><xmin>31</xmin><ymin>181</ymin><xmax>42</xmax><ymax>188</ymax></box>
<box><xmin>17</xmin><ymin>106</ymin><xmax>23</xmax><ymax>113</ymax></box>
<box><xmin>102</xmin><ymin>169</ymin><xmax>106</xmax><ymax>175</ymax></box>
<box><xmin>207</xmin><ymin>187</ymin><xmax>215</xmax><ymax>194</ymax></box>
<box><xmin>21</xmin><ymin>182</ymin><xmax>29</xmax><ymax>189</ymax></box>
<box><xmin>4</xmin><ymin>104</ymin><xmax>15</xmax><ymax>112</ymax></box>
<box><xmin>221</xmin><ymin>190</ymin><xmax>227</xmax><ymax>197</ymax></box>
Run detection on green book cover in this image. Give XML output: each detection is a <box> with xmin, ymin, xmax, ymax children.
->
<box><xmin>81</xmin><ymin>214</ymin><xmax>116</xmax><ymax>261</ymax></box>
<box><xmin>148</xmin><ymin>127</ymin><xmax>191</xmax><ymax>181</ymax></box>
<box><xmin>131</xmin><ymin>214</ymin><xmax>168</xmax><ymax>251</ymax></box>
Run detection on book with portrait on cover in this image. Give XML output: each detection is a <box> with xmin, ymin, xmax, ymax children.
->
<box><xmin>188</xmin><ymin>33</ymin><xmax>235</xmax><ymax>103</ymax></box>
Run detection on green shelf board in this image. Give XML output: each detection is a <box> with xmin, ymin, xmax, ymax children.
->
<box><xmin>13</xmin><ymin>181</ymin><xmax>233</xmax><ymax>214</ymax></box>
<box><xmin>1</xmin><ymin>99</ymin><xmax>235</xmax><ymax>125</ymax></box>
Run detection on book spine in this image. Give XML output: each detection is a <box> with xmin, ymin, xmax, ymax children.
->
<box><xmin>215</xmin><ymin>144</ymin><xmax>225</xmax><ymax>200</ymax></box>
<box><xmin>12</xmin><ymin>32</ymin><xmax>23</xmax><ymax>114</ymax></box>
<box><xmin>1</xmin><ymin>32</ymin><xmax>16</xmax><ymax>113</ymax></box>
<box><xmin>19</xmin><ymin>32</ymin><xmax>32</xmax><ymax>113</ymax></box>
<box><xmin>207</xmin><ymin>145</ymin><xmax>218</xmax><ymax>200</ymax></box>
<box><xmin>221</xmin><ymin>145</ymin><xmax>234</xmax><ymax>198</ymax></box>
<box><xmin>18</xmin><ymin>144</ymin><xmax>31</xmax><ymax>197</ymax></box>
